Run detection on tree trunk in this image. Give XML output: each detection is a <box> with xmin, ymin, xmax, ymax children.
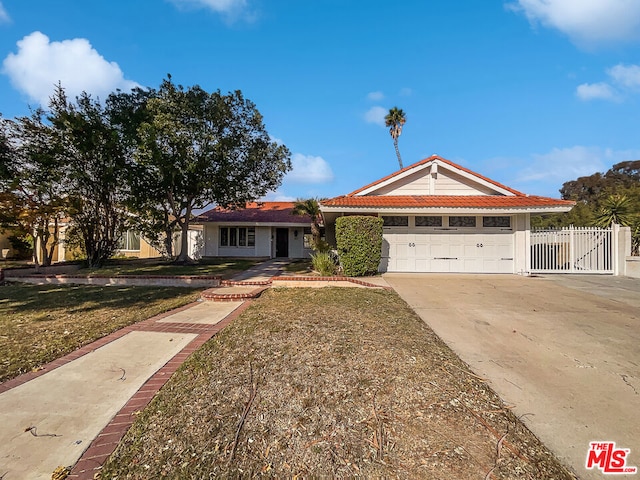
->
<box><xmin>394</xmin><ymin>139</ymin><xmax>403</xmax><ymax>170</ymax></box>
<box><xmin>175</xmin><ymin>205</ymin><xmax>193</xmax><ymax>264</ymax></box>
<box><xmin>44</xmin><ymin>218</ymin><xmax>60</xmax><ymax>266</ymax></box>
<box><xmin>163</xmin><ymin>228</ymin><xmax>174</xmax><ymax>259</ymax></box>
<box><xmin>311</xmin><ymin>222</ymin><xmax>321</xmax><ymax>250</ymax></box>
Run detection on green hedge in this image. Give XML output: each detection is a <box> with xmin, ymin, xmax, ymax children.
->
<box><xmin>335</xmin><ymin>216</ymin><xmax>383</xmax><ymax>277</ymax></box>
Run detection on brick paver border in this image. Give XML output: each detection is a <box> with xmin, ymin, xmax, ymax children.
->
<box><xmin>66</xmin><ymin>300</ymin><xmax>252</xmax><ymax>479</ymax></box>
<box><xmin>0</xmin><ymin>300</ymin><xmax>251</xmax><ymax>480</ymax></box>
<box><xmin>0</xmin><ymin>302</ymin><xmax>200</xmax><ymax>394</ymax></box>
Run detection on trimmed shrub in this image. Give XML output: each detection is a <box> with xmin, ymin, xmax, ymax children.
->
<box><xmin>311</xmin><ymin>251</ymin><xmax>336</xmax><ymax>276</ymax></box>
<box><xmin>335</xmin><ymin>216</ymin><xmax>383</xmax><ymax>277</ymax></box>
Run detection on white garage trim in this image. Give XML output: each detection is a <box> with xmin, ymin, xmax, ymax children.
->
<box><xmin>380</xmin><ymin>215</ymin><xmax>515</xmax><ymax>273</ymax></box>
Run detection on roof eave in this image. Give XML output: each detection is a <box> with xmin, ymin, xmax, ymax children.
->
<box><xmin>320</xmin><ymin>205</ymin><xmax>574</xmax><ymax>215</ymax></box>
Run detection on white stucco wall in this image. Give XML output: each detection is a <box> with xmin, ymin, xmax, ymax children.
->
<box><xmin>204</xmin><ymin>224</ymin><xmax>218</xmax><ymax>257</ymax></box>
<box><xmin>513</xmin><ymin>213</ymin><xmax>530</xmax><ymax>275</ymax></box>
<box><xmin>255</xmin><ymin>227</ymin><xmax>272</xmax><ymax>257</ymax></box>
<box><xmin>289</xmin><ymin>228</ymin><xmax>304</xmax><ymax>258</ymax></box>
<box><xmin>201</xmin><ymin>224</ymin><xmax>310</xmax><ymax>258</ymax></box>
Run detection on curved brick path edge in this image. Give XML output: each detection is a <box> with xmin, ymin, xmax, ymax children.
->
<box><xmin>0</xmin><ymin>300</ymin><xmax>252</xmax><ymax>480</ymax></box>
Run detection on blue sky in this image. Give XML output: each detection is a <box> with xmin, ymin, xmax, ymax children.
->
<box><xmin>1</xmin><ymin>1</ymin><xmax>640</xmax><ymax>200</ymax></box>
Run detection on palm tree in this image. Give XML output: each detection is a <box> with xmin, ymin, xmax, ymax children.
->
<box><xmin>594</xmin><ymin>194</ymin><xmax>634</xmax><ymax>227</ymax></box>
<box><xmin>385</xmin><ymin>107</ymin><xmax>406</xmax><ymax>170</ymax></box>
<box><xmin>292</xmin><ymin>198</ymin><xmax>323</xmax><ymax>250</ymax></box>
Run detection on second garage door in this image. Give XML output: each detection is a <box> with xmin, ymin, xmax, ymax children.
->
<box><xmin>383</xmin><ymin>231</ymin><xmax>514</xmax><ymax>273</ymax></box>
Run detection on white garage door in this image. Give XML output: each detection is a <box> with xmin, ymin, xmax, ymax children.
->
<box><xmin>383</xmin><ymin>232</ymin><xmax>514</xmax><ymax>273</ymax></box>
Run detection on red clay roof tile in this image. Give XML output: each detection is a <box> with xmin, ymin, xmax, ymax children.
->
<box><xmin>321</xmin><ymin>195</ymin><xmax>575</xmax><ymax>208</ymax></box>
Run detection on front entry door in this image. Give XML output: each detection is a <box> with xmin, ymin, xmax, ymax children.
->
<box><xmin>275</xmin><ymin>228</ymin><xmax>289</xmax><ymax>258</ymax></box>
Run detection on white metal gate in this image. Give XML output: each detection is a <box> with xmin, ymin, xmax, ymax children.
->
<box><xmin>531</xmin><ymin>226</ymin><xmax>614</xmax><ymax>274</ymax></box>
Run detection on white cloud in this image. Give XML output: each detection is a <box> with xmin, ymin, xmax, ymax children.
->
<box><xmin>607</xmin><ymin>64</ymin><xmax>640</xmax><ymax>89</ymax></box>
<box><xmin>506</xmin><ymin>146</ymin><xmax>640</xmax><ymax>196</ymax></box>
<box><xmin>508</xmin><ymin>0</ymin><xmax>640</xmax><ymax>47</ymax></box>
<box><xmin>367</xmin><ymin>91</ymin><xmax>384</xmax><ymax>101</ymax></box>
<box><xmin>576</xmin><ymin>63</ymin><xmax>640</xmax><ymax>101</ymax></box>
<box><xmin>2</xmin><ymin>31</ymin><xmax>138</xmax><ymax>107</ymax></box>
<box><xmin>399</xmin><ymin>87</ymin><xmax>413</xmax><ymax>96</ymax></box>
<box><xmin>261</xmin><ymin>189</ymin><xmax>296</xmax><ymax>202</ymax></box>
<box><xmin>0</xmin><ymin>2</ymin><xmax>10</xmax><ymax>23</ymax></box>
<box><xmin>517</xmin><ymin>146</ymin><xmax>607</xmax><ymax>183</ymax></box>
<box><xmin>168</xmin><ymin>0</ymin><xmax>248</xmax><ymax>16</ymax></box>
<box><xmin>576</xmin><ymin>82</ymin><xmax>617</xmax><ymax>101</ymax></box>
<box><xmin>364</xmin><ymin>106</ymin><xmax>387</xmax><ymax>127</ymax></box>
<box><xmin>286</xmin><ymin>153</ymin><xmax>334</xmax><ymax>184</ymax></box>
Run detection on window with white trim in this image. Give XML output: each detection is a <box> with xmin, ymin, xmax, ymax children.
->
<box><xmin>220</xmin><ymin>227</ymin><xmax>256</xmax><ymax>247</ymax></box>
<box><xmin>482</xmin><ymin>216</ymin><xmax>511</xmax><ymax>228</ymax></box>
<box><xmin>118</xmin><ymin>231</ymin><xmax>141</xmax><ymax>251</ymax></box>
<box><xmin>449</xmin><ymin>216</ymin><xmax>476</xmax><ymax>228</ymax></box>
<box><xmin>415</xmin><ymin>216</ymin><xmax>443</xmax><ymax>227</ymax></box>
<box><xmin>382</xmin><ymin>216</ymin><xmax>409</xmax><ymax>227</ymax></box>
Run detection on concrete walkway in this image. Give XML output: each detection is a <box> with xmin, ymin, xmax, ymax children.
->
<box><xmin>0</xmin><ymin>259</ymin><xmax>392</xmax><ymax>479</ymax></box>
<box><xmin>231</xmin><ymin>258</ymin><xmax>291</xmax><ymax>282</ymax></box>
<box><xmin>0</xmin><ymin>300</ymin><xmax>247</xmax><ymax>480</ymax></box>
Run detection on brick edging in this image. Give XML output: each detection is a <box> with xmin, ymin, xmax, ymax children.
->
<box><xmin>201</xmin><ymin>286</ymin><xmax>269</xmax><ymax>301</ymax></box>
<box><xmin>5</xmin><ymin>274</ymin><xmax>222</xmax><ymax>280</ymax></box>
<box><xmin>0</xmin><ymin>302</ymin><xmax>201</xmax><ymax>394</ymax></box>
<box><xmin>68</xmin><ymin>301</ymin><xmax>252</xmax><ymax>479</ymax></box>
<box><xmin>274</xmin><ymin>275</ymin><xmax>391</xmax><ymax>289</ymax></box>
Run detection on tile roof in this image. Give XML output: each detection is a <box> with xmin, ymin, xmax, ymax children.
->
<box><xmin>348</xmin><ymin>155</ymin><xmax>524</xmax><ymax>197</ymax></box>
<box><xmin>195</xmin><ymin>202</ymin><xmax>311</xmax><ymax>224</ymax></box>
<box><xmin>321</xmin><ymin>195</ymin><xmax>575</xmax><ymax>209</ymax></box>
<box><xmin>320</xmin><ymin>154</ymin><xmax>574</xmax><ymax>211</ymax></box>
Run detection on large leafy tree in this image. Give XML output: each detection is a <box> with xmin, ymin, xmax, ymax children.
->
<box><xmin>0</xmin><ymin>115</ymin><xmax>11</xmax><ymax>180</ymax></box>
<box><xmin>0</xmin><ymin>110</ymin><xmax>67</xmax><ymax>266</ymax></box>
<box><xmin>136</xmin><ymin>77</ymin><xmax>291</xmax><ymax>263</ymax></box>
<box><xmin>385</xmin><ymin>107</ymin><xmax>406</xmax><ymax>170</ymax></box>
<box><xmin>106</xmin><ymin>87</ymin><xmax>179</xmax><ymax>257</ymax></box>
<box><xmin>49</xmin><ymin>86</ymin><xmax>131</xmax><ymax>267</ymax></box>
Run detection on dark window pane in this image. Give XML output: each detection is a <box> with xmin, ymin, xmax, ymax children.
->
<box><xmin>483</xmin><ymin>216</ymin><xmax>511</xmax><ymax>228</ymax></box>
<box><xmin>382</xmin><ymin>216</ymin><xmax>409</xmax><ymax>227</ymax></box>
<box><xmin>248</xmin><ymin>228</ymin><xmax>255</xmax><ymax>247</ymax></box>
<box><xmin>230</xmin><ymin>227</ymin><xmax>237</xmax><ymax>246</ymax></box>
<box><xmin>449</xmin><ymin>216</ymin><xmax>476</xmax><ymax>227</ymax></box>
<box><xmin>239</xmin><ymin>228</ymin><xmax>247</xmax><ymax>246</ymax></box>
<box><xmin>220</xmin><ymin>228</ymin><xmax>228</xmax><ymax>246</ymax></box>
<box><xmin>415</xmin><ymin>216</ymin><xmax>442</xmax><ymax>227</ymax></box>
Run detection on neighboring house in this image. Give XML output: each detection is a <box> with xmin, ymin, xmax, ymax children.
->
<box><xmin>57</xmin><ymin>227</ymin><xmax>204</xmax><ymax>262</ymax></box>
<box><xmin>320</xmin><ymin>155</ymin><xmax>575</xmax><ymax>274</ymax></box>
<box><xmin>2</xmin><ymin>219</ymin><xmax>202</xmax><ymax>263</ymax></box>
<box><xmin>42</xmin><ymin>224</ymin><xmax>201</xmax><ymax>263</ymax></box>
<box><xmin>194</xmin><ymin>202</ymin><xmax>313</xmax><ymax>259</ymax></box>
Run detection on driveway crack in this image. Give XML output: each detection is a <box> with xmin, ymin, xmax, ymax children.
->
<box><xmin>620</xmin><ymin>374</ymin><xmax>639</xmax><ymax>395</ymax></box>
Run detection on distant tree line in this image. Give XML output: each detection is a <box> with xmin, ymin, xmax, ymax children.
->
<box><xmin>0</xmin><ymin>77</ymin><xmax>291</xmax><ymax>267</ymax></box>
<box><xmin>532</xmin><ymin>160</ymin><xmax>640</xmax><ymax>253</ymax></box>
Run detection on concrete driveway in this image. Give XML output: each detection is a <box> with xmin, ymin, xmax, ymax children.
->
<box><xmin>385</xmin><ymin>273</ymin><xmax>640</xmax><ymax>480</ymax></box>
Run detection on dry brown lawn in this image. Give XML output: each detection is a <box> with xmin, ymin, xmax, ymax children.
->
<box><xmin>99</xmin><ymin>287</ymin><xmax>577</xmax><ymax>479</ymax></box>
<box><xmin>0</xmin><ymin>283</ymin><xmax>201</xmax><ymax>382</ymax></box>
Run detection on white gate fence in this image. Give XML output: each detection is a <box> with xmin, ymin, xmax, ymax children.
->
<box><xmin>531</xmin><ymin>225</ymin><xmax>616</xmax><ymax>274</ymax></box>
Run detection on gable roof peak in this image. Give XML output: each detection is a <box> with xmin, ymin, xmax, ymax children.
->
<box><xmin>348</xmin><ymin>154</ymin><xmax>524</xmax><ymax>197</ymax></box>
